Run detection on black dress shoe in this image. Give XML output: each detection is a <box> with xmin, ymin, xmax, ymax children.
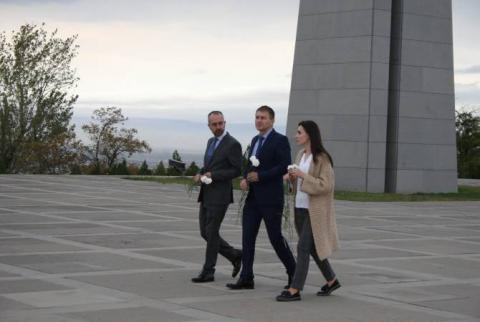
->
<box><xmin>283</xmin><ymin>275</ymin><xmax>293</xmax><ymax>289</ymax></box>
<box><xmin>232</xmin><ymin>256</ymin><xmax>242</xmax><ymax>278</ymax></box>
<box><xmin>226</xmin><ymin>279</ymin><xmax>254</xmax><ymax>290</ymax></box>
<box><xmin>276</xmin><ymin>290</ymin><xmax>301</xmax><ymax>302</ymax></box>
<box><xmin>191</xmin><ymin>273</ymin><xmax>214</xmax><ymax>283</ymax></box>
<box><xmin>317</xmin><ymin>279</ymin><xmax>341</xmax><ymax>296</ymax></box>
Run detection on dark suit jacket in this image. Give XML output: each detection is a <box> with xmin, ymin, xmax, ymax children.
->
<box><xmin>198</xmin><ymin>132</ymin><xmax>242</xmax><ymax>207</ymax></box>
<box><xmin>245</xmin><ymin>129</ymin><xmax>291</xmax><ymax>208</ymax></box>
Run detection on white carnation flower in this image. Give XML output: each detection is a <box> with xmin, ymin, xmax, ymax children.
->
<box><xmin>287</xmin><ymin>164</ymin><xmax>299</xmax><ymax>170</ymax></box>
<box><xmin>249</xmin><ymin>156</ymin><xmax>260</xmax><ymax>167</ymax></box>
<box><xmin>200</xmin><ymin>175</ymin><xmax>213</xmax><ymax>185</ymax></box>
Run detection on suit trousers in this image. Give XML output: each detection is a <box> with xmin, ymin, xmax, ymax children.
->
<box><xmin>240</xmin><ymin>200</ymin><xmax>296</xmax><ymax>280</ymax></box>
<box><xmin>291</xmin><ymin>208</ymin><xmax>335</xmax><ymax>290</ymax></box>
<box><xmin>199</xmin><ymin>204</ymin><xmax>240</xmax><ymax>274</ymax></box>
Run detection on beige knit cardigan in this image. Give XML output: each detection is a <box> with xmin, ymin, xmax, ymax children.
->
<box><xmin>293</xmin><ymin>149</ymin><xmax>339</xmax><ymax>260</ymax></box>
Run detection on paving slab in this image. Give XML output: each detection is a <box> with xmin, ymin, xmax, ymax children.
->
<box><xmin>61</xmin><ymin>232</ymin><xmax>201</xmax><ymax>249</ymax></box>
<box><xmin>0</xmin><ymin>279</ymin><xmax>72</xmax><ymax>293</ymax></box>
<box><xmin>0</xmin><ymin>252</ymin><xmax>172</xmax><ymax>274</ymax></box>
<box><xmin>0</xmin><ymin>238</ymin><xmax>85</xmax><ymax>253</ymax></box>
<box><xmin>363</xmin><ymin>239</ymin><xmax>480</xmax><ymax>255</ymax></box>
<box><xmin>56</xmin><ymin>210</ymin><xmax>164</xmax><ymax>221</ymax></box>
<box><xmin>65</xmin><ymin>306</ymin><xmax>193</xmax><ymax>322</ymax></box>
<box><xmin>368</xmin><ymin>225</ymin><xmax>478</xmax><ymax>238</ymax></box>
<box><xmin>0</xmin><ymin>175</ymin><xmax>479</xmax><ymax>322</ymax></box>
<box><xmin>0</xmin><ymin>223</ymin><xmax>133</xmax><ymax>236</ymax></box>
<box><xmin>355</xmin><ymin>257</ymin><xmax>480</xmax><ymax>279</ymax></box>
<box><xmin>3</xmin><ymin>289</ymin><xmax>125</xmax><ymax>308</ymax></box>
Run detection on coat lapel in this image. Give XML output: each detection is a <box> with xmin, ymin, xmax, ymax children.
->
<box><xmin>256</xmin><ymin>129</ymin><xmax>276</xmax><ymax>159</ymax></box>
<box><xmin>208</xmin><ymin>133</ymin><xmax>229</xmax><ymax>165</ymax></box>
<box><xmin>204</xmin><ymin>137</ymin><xmax>213</xmax><ymax>166</ymax></box>
<box><xmin>307</xmin><ymin>153</ymin><xmax>317</xmax><ymax>176</ymax></box>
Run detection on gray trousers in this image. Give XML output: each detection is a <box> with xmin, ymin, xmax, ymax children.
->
<box><xmin>291</xmin><ymin>208</ymin><xmax>335</xmax><ymax>290</ymax></box>
<box><xmin>199</xmin><ymin>204</ymin><xmax>240</xmax><ymax>274</ymax></box>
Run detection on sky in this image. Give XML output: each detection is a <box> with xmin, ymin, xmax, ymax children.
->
<box><xmin>0</xmin><ymin>0</ymin><xmax>299</xmax><ymax>124</ymax></box>
<box><xmin>0</xmin><ymin>0</ymin><xmax>479</xmax><ymax>157</ymax></box>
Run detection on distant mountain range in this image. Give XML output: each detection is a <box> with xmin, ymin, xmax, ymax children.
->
<box><xmin>72</xmin><ymin>115</ymin><xmax>286</xmax><ymax>166</ymax></box>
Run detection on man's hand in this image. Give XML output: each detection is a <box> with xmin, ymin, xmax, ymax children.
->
<box><xmin>193</xmin><ymin>174</ymin><xmax>201</xmax><ymax>183</ymax></box>
<box><xmin>246</xmin><ymin>171</ymin><xmax>259</xmax><ymax>183</ymax></box>
<box><xmin>240</xmin><ymin>179</ymin><xmax>249</xmax><ymax>191</ymax></box>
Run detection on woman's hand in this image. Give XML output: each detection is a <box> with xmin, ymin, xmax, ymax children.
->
<box><xmin>288</xmin><ymin>168</ymin><xmax>305</xmax><ymax>180</ymax></box>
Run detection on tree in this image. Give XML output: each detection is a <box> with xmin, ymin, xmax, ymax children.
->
<box><xmin>102</xmin><ymin>127</ymin><xmax>151</xmax><ymax>169</ymax></box>
<box><xmin>185</xmin><ymin>161</ymin><xmax>199</xmax><ymax>176</ymax></box>
<box><xmin>138</xmin><ymin>160</ymin><xmax>152</xmax><ymax>175</ymax></box>
<box><xmin>15</xmin><ymin>132</ymin><xmax>83</xmax><ymax>174</ymax></box>
<box><xmin>127</xmin><ymin>162</ymin><xmax>139</xmax><ymax>175</ymax></box>
<box><xmin>456</xmin><ymin>109</ymin><xmax>480</xmax><ymax>178</ymax></box>
<box><xmin>82</xmin><ymin>107</ymin><xmax>151</xmax><ymax>172</ymax></box>
<box><xmin>70</xmin><ymin>163</ymin><xmax>82</xmax><ymax>175</ymax></box>
<box><xmin>82</xmin><ymin>106</ymin><xmax>126</xmax><ymax>170</ymax></box>
<box><xmin>154</xmin><ymin>161</ymin><xmax>166</xmax><ymax>175</ymax></box>
<box><xmin>110</xmin><ymin>159</ymin><xmax>129</xmax><ymax>175</ymax></box>
<box><xmin>0</xmin><ymin>23</ymin><xmax>80</xmax><ymax>173</ymax></box>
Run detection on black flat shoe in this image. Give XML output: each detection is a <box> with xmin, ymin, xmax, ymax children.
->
<box><xmin>317</xmin><ymin>279</ymin><xmax>341</xmax><ymax>296</ymax></box>
<box><xmin>191</xmin><ymin>273</ymin><xmax>214</xmax><ymax>283</ymax></box>
<box><xmin>226</xmin><ymin>279</ymin><xmax>254</xmax><ymax>290</ymax></box>
<box><xmin>232</xmin><ymin>256</ymin><xmax>242</xmax><ymax>278</ymax></box>
<box><xmin>276</xmin><ymin>290</ymin><xmax>301</xmax><ymax>302</ymax></box>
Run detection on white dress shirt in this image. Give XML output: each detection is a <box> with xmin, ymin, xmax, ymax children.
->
<box><xmin>295</xmin><ymin>153</ymin><xmax>312</xmax><ymax>209</ymax></box>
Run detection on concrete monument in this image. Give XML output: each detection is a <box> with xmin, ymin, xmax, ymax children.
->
<box><xmin>286</xmin><ymin>0</ymin><xmax>457</xmax><ymax>193</ymax></box>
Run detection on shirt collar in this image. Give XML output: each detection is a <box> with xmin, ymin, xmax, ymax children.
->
<box><xmin>214</xmin><ymin>131</ymin><xmax>228</xmax><ymax>142</ymax></box>
<box><xmin>258</xmin><ymin>128</ymin><xmax>273</xmax><ymax>140</ymax></box>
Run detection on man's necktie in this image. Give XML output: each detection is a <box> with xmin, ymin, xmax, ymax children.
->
<box><xmin>255</xmin><ymin>136</ymin><xmax>264</xmax><ymax>157</ymax></box>
<box><xmin>206</xmin><ymin>138</ymin><xmax>218</xmax><ymax>164</ymax></box>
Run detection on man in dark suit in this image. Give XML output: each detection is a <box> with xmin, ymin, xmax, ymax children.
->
<box><xmin>191</xmin><ymin>111</ymin><xmax>243</xmax><ymax>283</ymax></box>
<box><xmin>227</xmin><ymin>105</ymin><xmax>296</xmax><ymax>289</ymax></box>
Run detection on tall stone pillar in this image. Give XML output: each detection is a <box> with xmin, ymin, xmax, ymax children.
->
<box><xmin>286</xmin><ymin>0</ymin><xmax>457</xmax><ymax>193</ymax></box>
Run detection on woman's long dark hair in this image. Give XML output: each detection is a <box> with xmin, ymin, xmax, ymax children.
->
<box><xmin>298</xmin><ymin>120</ymin><xmax>333</xmax><ymax>166</ymax></box>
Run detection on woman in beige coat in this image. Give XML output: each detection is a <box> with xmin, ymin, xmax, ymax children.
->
<box><xmin>277</xmin><ymin>120</ymin><xmax>340</xmax><ymax>301</ymax></box>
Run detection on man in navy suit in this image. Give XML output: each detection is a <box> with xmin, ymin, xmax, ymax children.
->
<box><xmin>226</xmin><ymin>105</ymin><xmax>296</xmax><ymax>289</ymax></box>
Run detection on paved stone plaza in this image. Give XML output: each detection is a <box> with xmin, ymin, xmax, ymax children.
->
<box><xmin>0</xmin><ymin>175</ymin><xmax>479</xmax><ymax>322</ymax></box>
